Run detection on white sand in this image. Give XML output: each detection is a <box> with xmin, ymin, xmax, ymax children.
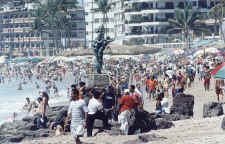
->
<box><xmin>21</xmin><ymin>78</ymin><xmax>225</xmax><ymax>144</ymax></box>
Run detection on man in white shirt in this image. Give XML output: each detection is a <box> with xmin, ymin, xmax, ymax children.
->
<box><xmin>87</xmin><ymin>90</ymin><xmax>109</xmax><ymax>137</ymax></box>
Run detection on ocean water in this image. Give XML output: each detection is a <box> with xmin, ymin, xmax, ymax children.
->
<box><xmin>0</xmin><ymin>74</ymin><xmax>75</xmax><ymax>125</ymax></box>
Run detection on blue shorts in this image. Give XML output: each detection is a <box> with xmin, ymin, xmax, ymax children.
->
<box><xmin>149</xmin><ymin>90</ymin><xmax>155</xmax><ymax>95</ymax></box>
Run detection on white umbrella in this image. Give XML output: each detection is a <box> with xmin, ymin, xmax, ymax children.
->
<box><xmin>174</xmin><ymin>49</ymin><xmax>184</xmax><ymax>55</ymax></box>
<box><xmin>194</xmin><ymin>47</ymin><xmax>219</xmax><ymax>57</ymax></box>
<box><xmin>205</xmin><ymin>47</ymin><xmax>219</xmax><ymax>53</ymax></box>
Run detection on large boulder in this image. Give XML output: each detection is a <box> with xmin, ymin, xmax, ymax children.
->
<box><xmin>221</xmin><ymin>117</ymin><xmax>225</xmax><ymax>130</ymax></box>
<box><xmin>160</xmin><ymin>113</ymin><xmax>190</xmax><ymax>121</ymax></box>
<box><xmin>170</xmin><ymin>93</ymin><xmax>194</xmax><ymax>119</ymax></box>
<box><xmin>129</xmin><ymin>111</ymin><xmax>157</xmax><ymax>134</ymax></box>
<box><xmin>8</xmin><ymin>134</ymin><xmax>25</xmax><ymax>143</ymax></box>
<box><xmin>203</xmin><ymin>102</ymin><xmax>223</xmax><ymax>118</ymax></box>
<box><xmin>154</xmin><ymin>118</ymin><xmax>174</xmax><ymax>129</ymax></box>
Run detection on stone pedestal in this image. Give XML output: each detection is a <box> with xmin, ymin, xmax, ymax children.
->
<box><xmin>87</xmin><ymin>73</ymin><xmax>109</xmax><ymax>88</ymax></box>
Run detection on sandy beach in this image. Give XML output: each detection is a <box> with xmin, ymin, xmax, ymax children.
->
<box><xmin>20</xmin><ymin>77</ymin><xmax>225</xmax><ymax>144</ymax></box>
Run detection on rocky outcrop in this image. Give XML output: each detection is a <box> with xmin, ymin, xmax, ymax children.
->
<box><xmin>0</xmin><ymin>106</ymin><xmax>174</xmax><ymax>143</ymax></box>
<box><xmin>128</xmin><ymin>111</ymin><xmax>173</xmax><ymax>135</ymax></box>
<box><xmin>0</xmin><ymin>106</ymin><xmax>67</xmax><ymax>144</ymax></box>
<box><xmin>129</xmin><ymin>111</ymin><xmax>157</xmax><ymax>134</ymax></box>
<box><xmin>203</xmin><ymin>102</ymin><xmax>223</xmax><ymax>118</ymax></box>
<box><xmin>170</xmin><ymin>93</ymin><xmax>194</xmax><ymax>120</ymax></box>
<box><xmin>155</xmin><ymin>118</ymin><xmax>174</xmax><ymax>129</ymax></box>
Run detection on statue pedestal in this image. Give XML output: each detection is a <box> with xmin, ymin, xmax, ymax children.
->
<box><xmin>87</xmin><ymin>73</ymin><xmax>109</xmax><ymax>88</ymax></box>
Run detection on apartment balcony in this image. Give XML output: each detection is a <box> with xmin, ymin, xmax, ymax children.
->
<box><xmin>125</xmin><ymin>19</ymin><xmax>154</xmax><ymax>24</ymax></box>
<box><xmin>155</xmin><ymin>18</ymin><xmax>168</xmax><ymax>22</ymax></box>
<box><xmin>124</xmin><ymin>2</ymin><xmax>174</xmax><ymax>13</ymax></box>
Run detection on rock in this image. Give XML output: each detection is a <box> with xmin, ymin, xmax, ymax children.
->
<box><xmin>0</xmin><ymin>105</ymin><xmax>69</xmax><ymax>143</ymax></box>
<box><xmin>221</xmin><ymin>117</ymin><xmax>225</xmax><ymax>130</ymax></box>
<box><xmin>51</xmin><ymin>106</ymin><xmax>66</xmax><ymax>112</ymax></box>
<box><xmin>160</xmin><ymin>114</ymin><xmax>189</xmax><ymax>121</ymax></box>
<box><xmin>155</xmin><ymin>118</ymin><xmax>174</xmax><ymax>129</ymax></box>
<box><xmin>24</xmin><ymin>123</ymin><xmax>37</xmax><ymax>131</ymax></box>
<box><xmin>203</xmin><ymin>102</ymin><xmax>223</xmax><ymax>118</ymax></box>
<box><xmin>21</xmin><ymin>130</ymin><xmax>40</xmax><ymax>138</ymax></box>
<box><xmin>8</xmin><ymin>134</ymin><xmax>24</xmax><ymax>143</ymax></box>
<box><xmin>0</xmin><ymin>135</ymin><xmax>7</xmax><ymax>144</ymax></box>
<box><xmin>129</xmin><ymin>111</ymin><xmax>157</xmax><ymax>134</ymax></box>
<box><xmin>123</xmin><ymin>134</ymin><xmax>167</xmax><ymax>144</ymax></box>
<box><xmin>0</xmin><ymin>121</ymin><xmax>27</xmax><ymax>133</ymax></box>
<box><xmin>40</xmin><ymin>133</ymin><xmax>49</xmax><ymax>137</ymax></box>
<box><xmin>170</xmin><ymin>93</ymin><xmax>194</xmax><ymax>119</ymax></box>
<box><xmin>22</xmin><ymin>116</ymin><xmax>34</xmax><ymax>123</ymax></box>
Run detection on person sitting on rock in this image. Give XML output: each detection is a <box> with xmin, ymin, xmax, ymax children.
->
<box><xmin>50</xmin><ymin>109</ymin><xmax>68</xmax><ymax>132</ymax></box>
<box><xmin>32</xmin><ymin>97</ymin><xmax>42</xmax><ymax>115</ymax></box>
<box><xmin>23</xmin><ymin>97</ymin><xmax>32</xmax><ymax>112</ymax></box>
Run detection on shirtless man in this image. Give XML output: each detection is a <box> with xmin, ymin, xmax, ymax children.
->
<box><xmin>36</xmin><ymin>92</ymin><xmax>49</xmax><ymax>129</ymax></box>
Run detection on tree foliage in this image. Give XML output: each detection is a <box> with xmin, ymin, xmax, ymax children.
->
<box><xmin>29</xmin><ymin>0</ymin><xmax>78</xmax><ymax>54</ymax></box>
<box><xmin>167</xmin><ymin>2</ymin><xmax>209</xmax><ymax>48</ymax></box>
<box><xmin>209</xmin><ymin>0</ymin><xmax>225</xmax><ymax>42</ymax></box>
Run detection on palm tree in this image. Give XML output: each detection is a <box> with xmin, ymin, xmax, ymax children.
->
<box><xmin>167</xmin><ymin>2</ymin><xmax>209</xmax><ymax>49</ymax></box>
<box><xmin>209</xmin><ymin>2</ymin><xmax>225</xmax><ymax>42</ymax></box>
<box><xmin>94</xmin><ymin>0</ymin><xmax>111</xmax><ymax>36</ymax></box>
<box><xmin>24</xmin><ymin>0</ymin><xmax>78</xmax><ymax>55</ymax></box>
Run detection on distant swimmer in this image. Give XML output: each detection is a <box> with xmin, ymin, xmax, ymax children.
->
<box><xmin>35</xmin><ymin>82</ymin><xmax>40</xmax><ymax>89</ymax></box>
<box><xmin>23</xmin><ymin>79</ymin><xmax>27</xmax><ymax>85</ymax></box>
<box><xmin>17</xmin><ymin>83</ymin><xmax>23</xmax><ymax>90</ymax></box>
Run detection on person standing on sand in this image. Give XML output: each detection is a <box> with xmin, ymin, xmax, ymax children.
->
<box><xmin>204</xmin><ymin>71</ymin><xmax>211</xmax><ymax>91</ymax></box>
<box><xmin>87</xmin><ymin>90</ymin><xmax>109</xmax><ymax>137</ymax></box>
<box><xmin>215</xmin><ymin>80</ymin><xmax>223</xmax><ymax>102</ymax></box>
<box><xmin>66</xmin><ymin>89</ymin><xmax>88</xmax><ymax>144</ymax></box>
<box><xmin>118</xmin><ymin>89</ymin><xmax>135</xmax><ymax>135</ymax></box>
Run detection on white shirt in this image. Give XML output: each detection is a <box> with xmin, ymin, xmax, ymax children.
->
<box><xmin>88</xmin><ymin>98</ymin><xmax>103</xmax><ymax>115</ymax></box>
<box><xmin>68</xmin><ymin>99</ymin><xmax>88</xmax><ymax>126</ymax></box>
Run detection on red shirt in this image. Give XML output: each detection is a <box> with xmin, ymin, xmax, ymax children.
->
<box><xmin>131</xmin><ymin>92</ymin><xmax>141</xmax><ymax>105</ymax></box>
<box><xmin>120</xmin><ymin>94</ymin><xmax>135</xmax><ymax>113</ymax></box>
<box><xmin>147</xmin><ymin>79</ymin><xmax>157</xmax><ymax>91</ymax></box>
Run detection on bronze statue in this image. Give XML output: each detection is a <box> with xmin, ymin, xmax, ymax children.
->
<box><xmin>92</xmin><ymin>25</ymin><xmax>113</xmax><ymax>74</ymax></box>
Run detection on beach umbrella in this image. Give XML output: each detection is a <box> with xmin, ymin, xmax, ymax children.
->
<box><xmin>205</xmin><ymin>47</ymin><xmax>219</xmax><ymax>53</ymax></box>
<box><xmin>194</xmin><ymin>48</ymin><xmax>219</xmax><ymax>57</ymax></box>
<box><xmin>174</xmin><ymin>49</ymin><xmax>184</xmax><ymax>55</ymax></box>
<box><xmin>160</xmin><ymin>50</ymin><xmax>174</xmax><ymax>56</ymax></box>
<box><xmin>211</xmin><ymin>63</ymin><xmax>225</xmax><ymax>79</ymax></box>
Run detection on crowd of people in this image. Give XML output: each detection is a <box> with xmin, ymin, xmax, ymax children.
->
<box><xmin>1</xmin><ymin>49</ymin><xmax>225</xmax><ymax>143</ymax></box>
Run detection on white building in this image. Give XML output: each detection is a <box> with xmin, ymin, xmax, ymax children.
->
<box><xmin>84</xmin><ymin>0</ymin><xmax>217</xmax><ymax>47</ymax></box>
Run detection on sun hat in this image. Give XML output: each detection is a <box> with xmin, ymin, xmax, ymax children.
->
<box><xmin>124</xmin><ymin>89</ymin><xmax>129</xmax><ymax>93</ymax></box>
